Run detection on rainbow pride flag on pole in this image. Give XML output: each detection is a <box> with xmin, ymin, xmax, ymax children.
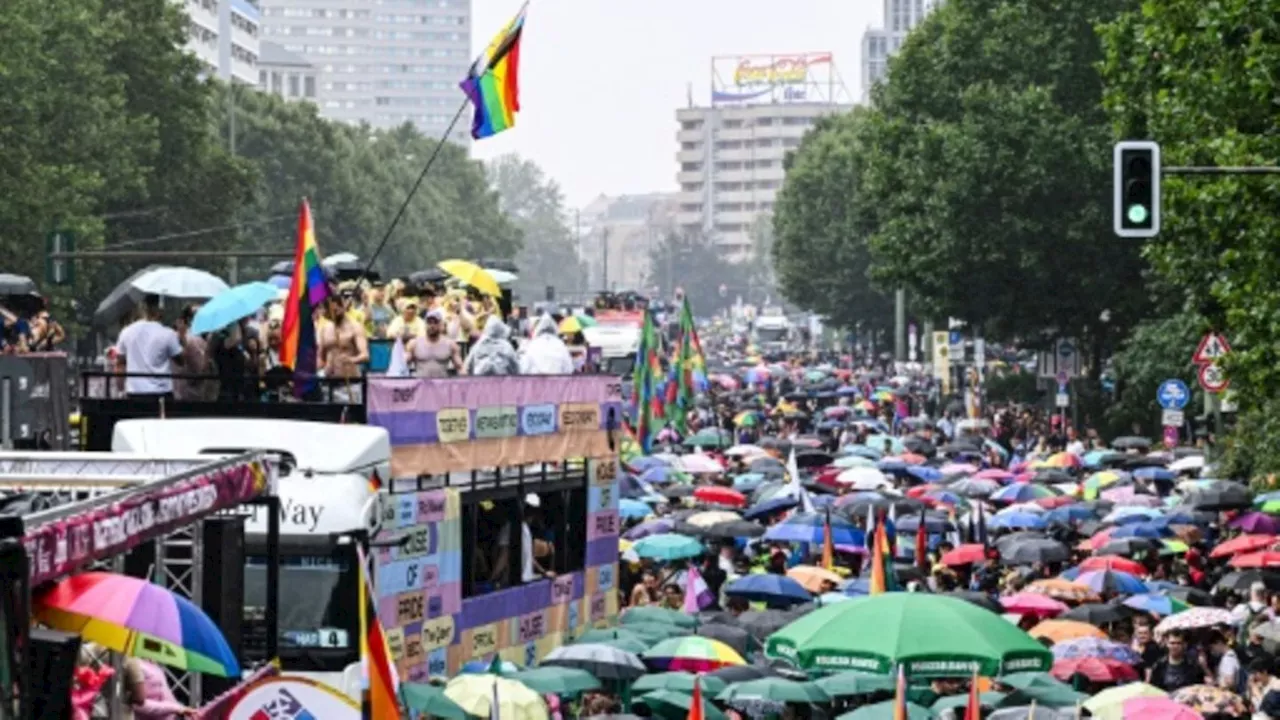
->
<box><xmin>460</xmin><ymin>2</ymin><xmax>526</xmax><ymax>139</ymax></box>
<box><xmin>632</xmin><ymin>309</ymin><xmax>667</xmax><ymax>453</ymax></box>
<box><xmin>356</xmin><ymin>544</ymin><xmax>400</xmax><ymax>720</ymax></box>
<box><xmin>666</xmin><ymin>297</ymin><xmax>706</xmax><ymax>434</ymax></box>
<box><xmin>279</xmin><ymin>199</ymin><xmax>329</xmax><ymax>396</ymax></box>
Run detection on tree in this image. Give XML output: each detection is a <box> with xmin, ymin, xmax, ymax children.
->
<box><xmin>771</xmin><ymin>108</ymin><xmax>894</xmax><ymax>335</ymax></box>
<box><xmin>1105</xmin><ymin>312</ymin><xmax>1206</xmax><ymax>438</ymax></box>
<box><xmin>486</xmin><ymin>154</ymin><xmax>586</xmax><ymax>302</ymax></box>
<box><xmin>646</xmin><ymin>233</ymin><xmax>750</xmax><ymax>315</ymax></box>
<box><xmin>850</xmin><ymin>0</ymin><xmax>1146</xmax><ymax>359</ymax></box>
<box><xmin>1098</xmin><ymin>0</ymin><xmax>1280</xmax><ymax>476</ymax></box>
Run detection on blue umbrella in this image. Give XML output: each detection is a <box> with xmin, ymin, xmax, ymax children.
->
<box><xmin>764</xmin><ymin>512</ymin><xmax>865</xmax><ymax>546</ymax></box>
<box><xmin>191</xmin><ymin>281</ymin><xmax>280</xmax><ymax>335</ymax></box>
<box><xmin>988</xmin><ymin>511</ymin><xmax>1047</xmax><ymax>530</ymax></box>
<box><xmin>1075</xmin><ymin>570</ymin><xmax>1147</xmax><ymax>595</ymax></box>
<box><xmin>1109</xmin><ymin>522</ymin><xmax>1171</xmax><ymax>539</ymax></box>
<box><xmin>1122</xmin><ymin>593</ymin><xmax>1184</xmax><ymax>615</ymax></box>
<box><xmin>842</xmin><ymin>445</ymin><xmax>884</xmax><ymax>460</ymax></box>
<box><xmin>461</xmin><ymin>658</ymin><xmax>520</xmax><ymax>674</ymax></box>
<box><xmin>744</xmin><ymin>496</ymin><xmax>799</xmax><ymax>521</ymax></box>
<box><xmin>627</xmin><ymin>457</ymin><xmax>670</xmax><ymax>472</ymax></box>
<box><xmin>905</xmin><ymin>466</ymin><xmax>943</xmax><ymax>483</ymax></box>
<box><xmin>733</xmin><ymin>473</ymin><xmax>768</xmax><ymax>493</ymax></box>
<box><xmin>266</xmin><ymin>274</ymin><xmax>291</xmax><ymax>290</ymax></box>
<box><xmin>1045</xmin><ymin>506</ymin><xmax>1094</xmax><ymax>524</ymax></box>
<box><xmin>624</xmin><ymin>519</ymin><xmax>674</xmax><ymax>540</ymax></box>
<box><xmin>620</xmin><ymin>499</ymin><xmax>655</xmax><ymax>520</ymax></box>
<box><xmin>1133</xmin><ymin>467</ymin><xmax>1176</xmax><ymax>482</ymax></box>
<box><xmin>1060</xmin><ymin>566</ymin><xmax>1082</xmax><ymax>581</ymax></box>
<box><xmin>877</xmin><ymin>459</ymin><xmax>908</xmax><ymax>473</ymax></box>
<box><xmin>641</xmin><ymin>466</ymin><xmax>680</xmax><ymax>485</ymax></box>
<box><xmin>724</xmin><ymin>574</ymin><xmax>811</xmax><ymax>605</ymax></box>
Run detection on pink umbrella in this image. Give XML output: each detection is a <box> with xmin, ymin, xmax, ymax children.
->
<box><xmin>940</xmin><ymin>463</ymin><xmax>979</xmax><ymax>475</ymax></box>
<box><xmin>1001</xmin><ymin>592</ymin><xmax>1069</xmax><ymax>618</ymax></box>
<box><xmin>974</xmin><ymin>469</ymin><xmax>1014</xmax><ymax>482</ymax></box>
<box><xmin>1122</xmin><ymin>697</ymin><xmax>1203</xmax><ymax>720</ymax></box>
<box><xmin>1230</xmin><ymin>512</ymin><xmax>1280</xmax><ymax>535</ymax></box>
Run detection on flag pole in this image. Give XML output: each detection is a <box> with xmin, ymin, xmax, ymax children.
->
<box><xmin>360</xmin><ymin>98</ymin><xmax>470</xmax><ymax>278</ymax></box>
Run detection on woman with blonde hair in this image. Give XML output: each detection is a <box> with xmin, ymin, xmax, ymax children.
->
<box><xmin>122</xmin><ymin>657</ymin><xmax>198</xmax><ymax>718</ymax></box>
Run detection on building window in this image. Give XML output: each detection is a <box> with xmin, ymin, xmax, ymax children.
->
<box><xmin>288</xmin><ymin>74</ymin><xmax>299</xmax><ymax>96</ymax></box>
<box><xmin>258</xmin><ymin>70</ymin><xmax>267</xmax><ymax>87</ymax></box>
<box><xmin>681</xmin><ymin>162</ymin><xmax>702</xmax><ymax>172</ymax></box>
<box><xmin>271</xmin><ymin>71</ymin><xmax>282</xmax><ymax>94</ymax></box>
<box><xmin>304</xmin><ymin>75</ymin><xmax>317</xmax><ymax>98</ymax></box>
<box><xmin>681</xmin><ymin>120</ymin><xmax>703</xmax><ymax>131</ymax></box>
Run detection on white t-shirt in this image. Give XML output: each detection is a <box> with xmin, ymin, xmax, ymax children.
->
<box><xmin>114</xmin><ymin>320</ymin><xmax>182</xmax><ymax>395</ymax></box>
<box><xmin>497</xmin><ymin>521</ymin><xmax>538</xmax><ymax>584</ymax></box>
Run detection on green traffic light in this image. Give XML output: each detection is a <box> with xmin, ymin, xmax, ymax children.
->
<box><xmin>1127</xmin><ymin>204</ymin><xmax>1149</xmax><ymax>224</ymax></box>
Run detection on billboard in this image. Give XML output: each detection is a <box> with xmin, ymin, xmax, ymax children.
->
<box><xmin>711</xmin><ymin>53</ymin><xmax>846</xmax><ymax>105</ymax></box>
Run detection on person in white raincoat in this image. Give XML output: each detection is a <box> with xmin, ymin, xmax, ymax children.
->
<box><xmin>519</xmin><ymin>315</ymin><xmax>575</xmax><ymax>375</ymax></box>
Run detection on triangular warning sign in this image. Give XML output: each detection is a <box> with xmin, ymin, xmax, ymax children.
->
<box><xmin>1192</xmin><ymin>333</ymin><xmax>1231</xmax><ymax>364</ymax></box>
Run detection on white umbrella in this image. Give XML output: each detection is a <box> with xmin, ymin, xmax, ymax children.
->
<box><xmin>485</xmin><ymin>268</ymin><xmax>518</xmax><ymax>285</ymax></box>
<box><xmin>541</xmin><ymin>643</ymin><xmax>646</xmax><ymax>680</ymax></box>
<box><xmin>1169</xmin><ymin>455</ymin><xmax>1206</xmax><ymax>474</ymax></box>
<box><xmin>130</xmin><ymin>266</ymin><xmax>228</xmax><ymax>299</ymax></box>
<box><xmin>677</xmin><ymin>452</ymin><xmax>723</xmax><ymax>474</ymax></box>
<box><xmin>322</xmin><ymin>252</ymin><xmax>359</xmax><ymax>266</ymax></box>
<box><xmin>835</xmin><ymin>467</ymin><xmax>892</xmax><ymax>491</ymax></box>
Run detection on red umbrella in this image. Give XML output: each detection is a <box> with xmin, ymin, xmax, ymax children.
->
<box><xmin>1230</xmin><ymin>550</ymin><xmax>1280</xmax><ymax>569</ymax></box>
<box><xmin>1079</xmin><ymin>555</ymin><xmax>1146</xmax><ymax>575</ymax></box>
<box><xmin>1051</xmin><ymin>657</ymin><xmax>1138</xmax><ymax>683</ymax></box>
<box><xmin>693</xmin><ymin>486</ymin><xmax>747</xmax><ymax>508</ymax></box>
<box><xmin>941</xmin><ymin>544</ymin><xmax>987</xmax><ymax>567</ymax></box>
<box><xmin>1210</xmin><ymin>534</ymin><xmax>1278</xmax><ymax>559</ymax></box>
<box><xmin>906</xmin><ymin>484</ymin><xmax>939</xmax><ymax>499</ymax></box>
<box><xmin>1002</xmin><ymin>592</ymin><xmax>1069</xmax><ymax>618</ymax></box>
<box><xmin>1036</xmin><ymin>496</ymin><xmax>1077</xmax><ymax>510</ymax></box>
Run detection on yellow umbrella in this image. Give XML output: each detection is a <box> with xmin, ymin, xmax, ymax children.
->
<box><xmin>438</xmin><ymin>259</ymin><xmax>501</xmax><ymax>297</ymax></box>
<box><xmin>443</xmin><ymin>674</ymin><xmax>548</xmax><ymax>720</ymax></box>
<box><xmin>1083</xmin><ymin>682</ymin><xmax>1167</xmax><ymax>720</ymax></box>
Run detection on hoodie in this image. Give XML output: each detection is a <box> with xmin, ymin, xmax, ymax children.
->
<box><xmin>519</xmin><ymin>314</ymin><xmax>575</xmax><ymax>375</ymax></box>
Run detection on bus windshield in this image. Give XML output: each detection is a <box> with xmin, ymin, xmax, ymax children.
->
<box><xmin>756</xmin><ymin>327</ymin><xmax>788</xmax><ymax>343</ymax></box>
<box><xmin>244</xmin><ymin>550</ymin><xmax>359</xmax><ymax>669</ymax></box>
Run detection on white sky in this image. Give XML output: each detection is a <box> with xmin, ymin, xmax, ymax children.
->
<box><xmin>469</xmin><ymin>0</ymin><xmax>882</xmax><ymax>208</ymax></box>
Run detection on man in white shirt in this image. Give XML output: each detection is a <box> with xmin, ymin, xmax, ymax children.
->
<box><xmin>113</xmin><ymin>295</ymin><xmax>184</xmax><ymax>399</ymax></box>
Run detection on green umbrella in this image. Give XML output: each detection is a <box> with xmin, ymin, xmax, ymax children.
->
<box><xmin>717</xmin><ymin>677</ymin><xmax>830</xmax><ymax>704</ymax></box>
<box><xmin>814</xmin><ymin>671</ymin><xmax>896</xmax><ymax>697</ymax></box>
<box><xmin>765</xmin><ymin>594</ymin><xmax>1053</xmax><ymax>677</ymax></box>
<box><xmin>400</xmin><ymin>682</ymin><xmax>471</xmax><ymax>720</ymax></box>
<box><xmin>683</xmin><ymin>428</ymin><xmax>732</xmax><ymax>449</ymax></box>
<box><xmin>620</xmin><ymin>606</ymin><xmax>699</xmax><ymax>629</ymax></box>
<box><xmin>931</xmin><ymin>692</ymin><xmax>1007</xmax><ymax>713</ymax></box>
<box><xmin>634</xmin><ymin>672</ymin><xmax>728</xmax><ymax>696</ymax></box>
<box><xmin>509</xmin><ymin>667</ymin><xmax>600</xmax><ymax>695</ymax></box>
<box><xmin>639</xmin><ymin>690</ymin><xmax>727</xmax><ymax>720</ymax></box>
<box><xmin>632</xmin><ymin>533</ymin><xmax>704</xmax><ymax>561</ymax></box>
<box><xmin>576</xmin><ymin>627</ymin><xmax>650</xmax><ymax>644</ymax></box>
<box><xmin>612</xmin><ymin>621</ymin><xmax>688</xmax><ymax>642</ymax></box>
<box><xmin>995</xmin><ymin>672</ymin><xmax>1089</xmax><ymax>708</ymax></box>
<box><xmin>838</xmin><ymin>700</ymin><xmax>934</xmax><ymax>719</ymax></box>
<box><xmin>595</xmin><ymin>637</ymin><xmax>650</xmax><ymax>654</ymax></box>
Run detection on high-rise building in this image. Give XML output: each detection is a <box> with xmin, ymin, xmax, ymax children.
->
<box><xmin>258</xmin><ymin>41</ymin><xmax>320</xmax><ymax>102</ymax></box>
<box><xmin>257</xmin><ymin>0</ymin><xmax>472</xmax><ymax>142</ymax></box>
<box><xmin>180</xmin><ymin>0</ymin><xmax>262</xmax><ymax>85</ymax></box>
<box><xmin>676</xmin><ymin>54</ymin><xmax>854</xmax><ymax>262</ymax></box>
<box><xmin>861</xmin><ymin>0</ymin><xmax>942</xmax><ymax>102</ymax></box>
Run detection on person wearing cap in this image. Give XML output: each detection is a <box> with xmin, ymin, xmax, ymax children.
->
<box><xmin>492</xmin><ymin>493</ymin><xmax>554</xmax><ymax>585</ymax></box>
<box><xmin>408</xmin><ymin>309</ymin><xmax>461</xmax><ymax>378</ymax></box>
<box><xmin>386</xmin><ymin>298</ymin><xmax>426</xmax><ymax>342</ymax></box>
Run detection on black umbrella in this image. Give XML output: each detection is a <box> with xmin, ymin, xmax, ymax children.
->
<box><xmin>1165</xmin><ymin>586</ymin><xmax>1215</xmax><ymax>606</ymax></box>
<box><xmin>1112</xmin><ymin>436</ymin><xmax>1152</xmax><ymax>451</ymax></box>
<box><xmin>994</xmin><ymin>532</ymin><xmax>1049</xmax><ymax>551</ymax></box>
<box><xmin>1095</xmin><ymin>537</ymin><xmax>1161</xmax><ymax>557</ymax></box>
<box><xmin>1060</xmin><ymin>603</ymin><xmax>1132</xmax><ymax>626</ymax></box>
<box><xmin>939</xmin><ymin>441</ymin><xmax>981</xmax><ymax>454</ymax></box>
<box><xmin>946</xmin><ymin>590</ymin><xmax>1003</xmax><ymax>614</ymax></box>
<box><xmin>1214</xmin><ymin>571</ymin><xmax>1280</xmax><ymax>594</ymax></box>
<box><xmin>1000</xmin><ymin>538</ymin><xmax>1069</xmax><ymax>566</ymax></box>
<box><xmin>92</xmin><ymin>266</ymin><xmax>160</xmax><ymax>327</ymax></box>
<box><xmin>839</xmin><ymin>495</ymin><xmax>924</xmax><ymax>518</ymax></box>
<box><xmin>1031</xmin><ymin>469</ymin><xmax>1077</xmax><ymax>485</ymax></box>
<box><xmin>542</xmin><ymin>644</ymin><xmax>647</xmax><ymax>680</ymax></box>
<box><xmin>661</xmin><ymin>485</ymin><xmax>694</xmax><ymax>499</ymax></box>
<box><xmin>707</xmin><ymin>664</ymin><xmax>777</xmax><ymax>684</ymax></box>
<box><xmin>696</xmin><ymin>611</ymin><xmax>739</xmax><ymax>626</ymax></box>
<box><xmin>1184</xmin><ymin>481</ymin><xmax>1253</xmax><ymax>510</ymax></box>
<box><xmin>738</xmin><ymin>610</ymin><xmax>792</xmax><ymax>639</ymax></box>
<box><xmin>794</xmin><ymin>451</ymin><xmax>834</xmax><ymax>468</ymax></box>
<box><xmin>0</xmin><ymin>273</ymin><xmax>37</xmax><ymax>296</ymax></box>
<box><xmin>408</xmin><ymin>268</ymin><xmax>449</xmax><ymax>286</ymax></box>
<box><xmin>902</xmin><ymin>436</ymin><xmax>936</xmax><ymax>457</ymax></box>
<box><xmin>682</xmin><ymin>520</ymin><xmax>765</xmax><ymax>539</ymax></box>
<box><xmin>696</xmin><ymin>623</ymin><xmax>753</xmax><ymax>656</ymax></box>
<box><xmin>895</xmin><ymin>512</ymin><xmax>956</xmax><ymax>534</ymax></box>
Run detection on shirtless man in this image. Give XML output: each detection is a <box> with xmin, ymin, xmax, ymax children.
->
<box><xmin>318</xmin><ymin>294</ymin><xmax>369</xmax><ymax>402</ymax></box>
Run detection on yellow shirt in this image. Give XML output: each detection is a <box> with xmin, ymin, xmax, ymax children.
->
<box><xmin>386</xmin><ymin>316</ymin><xmax>426</xmax><ymax>339</ymax></box>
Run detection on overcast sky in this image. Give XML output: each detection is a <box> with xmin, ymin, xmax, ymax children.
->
<box><xmin>469</xmin><ymin>0</ymin><xmax>882</xmax><ymax>209</ymax></box>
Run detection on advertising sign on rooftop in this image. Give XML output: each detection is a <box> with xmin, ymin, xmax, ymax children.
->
<box><xmin>711</xmin><ymin>53</ymin><xmax>847</xmax><ymax>105</ymax></box>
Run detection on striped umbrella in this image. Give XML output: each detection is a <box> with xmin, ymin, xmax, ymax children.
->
<box><xmin>642</xmin><ymin>636</ymin><xmax>747</xmax><ymax>673</ymax></box>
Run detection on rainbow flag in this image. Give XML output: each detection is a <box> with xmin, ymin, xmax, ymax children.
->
<box><xmin>666</xmin><ymin>297</ymin><xmax>706</xmax><ymax>434</ymax></box>
<box><xmin>460</xmin><ymin>2</ymin><xmax>525</xmax><ymax>139</ymax></box>
<box><xmin>278</xmin><ymin>199</ymin><xmax>329</xmax><ymax>396</ymax></box>
<box><xmin>631</xmin><ymin>309</ymin><xmax>667</xmax><ymax>453</ymax></box>
<box><xmin>355</xmin><ymin>545</ymin><xmax>400</xmax><ymax>720</ymax></box>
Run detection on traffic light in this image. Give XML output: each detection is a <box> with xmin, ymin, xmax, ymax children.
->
<box><xmin>1113</xmin><ymin>140</ymin><xmax>1161</xmax><ymax>238</ymax></box>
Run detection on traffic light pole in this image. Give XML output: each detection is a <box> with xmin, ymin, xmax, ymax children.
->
<box><xmin>1163</xmin><ymin>166</ymin><xmax>1280</xmax><ymax>175</ymax></box>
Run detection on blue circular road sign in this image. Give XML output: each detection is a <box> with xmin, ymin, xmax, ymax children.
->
<box><xmin>1157</xmin><ymin>379</ymin><xmax>1190</xmax><ymax>410</ymax></box>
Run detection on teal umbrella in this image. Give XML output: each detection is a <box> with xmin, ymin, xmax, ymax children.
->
<box><xmin>632</xmin><ymin>533</ymin><xmax>704</xmax><ymax>561</ymax></box>
<box><xmin>620</xmin><ymin>606</ymin><xmax>699</xmax><ymax>629</ymax></box>
<box><xmin>575</xmin><ymin>627</ymin><xmax>650</xmax><ymax>644</ymax></box>
<box><xmin>717</xmin><ymin>677</ymin><xmax>830</xmax><ymax>704</ymax></box>
<box><xmin>510</xmin><ymin>667</ymin><xmax>600</xmax><ymax>695</ymax></box>
<box><xmin>839</xmin><ymin>700</ymin><xmax>934</xmax><ymax>719</ymax></box>
<box><xmin>400</xmin><ymin>683</ymin><xmax>471</xmax><ymax>720</ymax></box>
<box><xmin>595</xmin><ymin>637</ymin><xmax>649</xmax><ymax>654</ymax></box>
<box><xmin>634</xmin><ymin>672</ymin><xmax>728</xmax><ymax>696</ymax></box>
<box><xmin>639</xmin><ymin>690</ymin><xmax>727</xmax><ymax>720</ymax></box>
<box><xmin>814</xmin><ymin>671</ymin><xmax>895</xmax><ymax>697</ymax></box>
<box><xmin>932</xmin><ymin>692</ymin><xmax>1007</xmax><ymax>713</ymax></box>
<box><xmin>995</xmin><ymin>672</ymin><xmax>1089</xmax><ymax>708</ymax></box>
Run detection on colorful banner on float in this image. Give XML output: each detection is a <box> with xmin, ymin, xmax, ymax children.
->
<box><xmin>368</xmin><ymin>376</ymin><xmax>625</xmax><ymax>477</ymax></box>
<box><xmin>23</xmin><ymin>459</ymin><xmax>270</xmax><ymax>586</ymax></box>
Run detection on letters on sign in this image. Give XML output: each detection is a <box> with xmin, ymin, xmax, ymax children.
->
<box><xmin>593</xmin><ymin>457</ymin><xmax>617</xmax><ymax>486</ymax></box>
<box><xmin>403</xmin><ymin>633</ymin><xmax>424</xmax><ymax>662</ymax></box>
<box><xmin>521</xmin><ymin>404</ymin><xmax>557</xmax><ymax>436</ymax></box>
<box><xmin>559</xmin><ymin>403</ymin><xmax>600</xmax><ymax>431</ymax></box>
<box><xmin>550</xmin><ymin>575</ymin><xmax>575</xmax><ymax>605</ymax></box>
<box><xmin>474</xmin><ymin>406</ymin><xmax>519</xmax><ymax>439</ymax></box>
<box><xmin>428</xmin><ymin>648</ymin><xmax>448</xmax><ymax>678</ymax></box>
<box><xmin>385</xmin><ymin>627</ymin><xmax>405</xmax><ymax>660</ymax></box>
<box><xmin>419</xmin><ymin>615</ymin><xmax>455</xmax><ymax>652</ymax></box>
<box><xmin>590</xmin><ymin>593</ymin><xmax>606</xmax><ymax>621</ymax></box>
<box><xmin>407</xmin><ymin>663</ymin><xmax>429</xmax><ymax>683</ymax></box>
<box><xmin>396</xmin><ymin>593</ymin><xmax>425</xmax><ymax>626</ymax></box>
<box><xmin>471</xmin><ymin>623</ymin><xmax>498</xmax><ymax>658</ymax></box>
<box><xmin>416</xmin><ymin>493</ymin><xmax>446</xmax><ymax>523</ymax></box>
<box><xmin>402</xmin><ymin>529</ymin><xmax>429</xmax><ymax>557</ymax></box>
<box><xmin>597</xmin><ymin>486</ymin><xmax>613</xmax><ymax>511</ymax></box>
<box><xmin>517</xmin><ymin>611</ymin><xmax>546</xmax><ymax>644</ymax></box>
<box><xmin>391</xmin><ymin>385</ymin><xmax>418</xmax><ymax>405</ymax></box>
<box><xmin>593</xmin><ymin>512</ymin><xmax>618</xmax><ymax>537</ymax></box>
<box><xmin>436</xmin><ymin>408</ymin><xmax>471</xmax><ymax>443</ymax></box>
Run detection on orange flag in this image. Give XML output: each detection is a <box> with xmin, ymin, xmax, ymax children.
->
<box><xmin>893</xmin><ymin>664</ymin><xmax>908</xmax><ymax>720</ymax></box>
<box><xmin>821</xmin><ymin>509</ymin><xmax>835</xmax><ymax>571</ymax></box>
<box><xmin>964</xmin><ymin>668</ymin><xmax>981</xmax><ymax>720</ymax></box>
<box><xmin>688</xmin><ymin>677</ymin><xmax>704</xmax><ymax>720</ymax></box>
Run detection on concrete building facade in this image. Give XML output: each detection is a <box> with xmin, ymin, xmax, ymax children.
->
<box><xmin>578</xmin><ymin>194</ymin><xmax>679</xmax><ymax>294</ymax></box>
<box><xmin>258</xmin><ymin>0</ymin><xmax>472</xmax><ymax>141</ymax></box>
<box><xmin>181</xmin><ymin>0</ymin><xmax>261</xmax><ymax>85</ymax></box>
<box><xmin>257</xmin><ymin>40</ymin><xmax>320</xmax><ymax>101</ymax></box>
<box><xmin>861</xmin><ymin>0</ymin><xmax>942</xmax><ymax>101</ymax></box>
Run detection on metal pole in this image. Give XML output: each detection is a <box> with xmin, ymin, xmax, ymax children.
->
<box><xmin>227</xmin><ymin>84</ymin><xmax>237</xmax><ymax>155</ymax></box>
<box><xmin>265</xmin><ymin>496</ymin><xmax>280</xmax><ymax>662</ymax></box>
<box><xmin>1164</xmin><ymin>166</ymin><xmax>1280</xmax><ymax>175</ymax></box>
<box><xmin>894</xmin><ymin>287</ymin><xmax>906</xmax><ymax>362</ymax></box>
<box><xmin>602</xmin><ymin>228</ymin><xmax>610</xmax><ymax>291</ymax></box>
<box><xmin>360</xmin><ymin>99</ymin><xmax>470</xmax><ymax>277</ymax></box>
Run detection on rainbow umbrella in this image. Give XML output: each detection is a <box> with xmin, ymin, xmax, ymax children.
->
<box><xmin>37</xmin><ymin>572</ymin><xmax>239</xmax><ymax>677</ymax></box>
<box><xmin>642</xmin><ymin>636</ymin><xmax>746</xmax><ymax>672</ymax></box>
<box><xmin>559</xmin><ymin>314</ymin><xmax>597</xmax><ymax>334</ymax></box>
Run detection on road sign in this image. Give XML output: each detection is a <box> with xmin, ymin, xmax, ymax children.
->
<box><xmin>1156</xmin><ymin>379</ymin><xmax>1190</xmax><ymax>410</ymax></box>
<box><xmin>1038</xmin><ymin>338</ymin><xmax>1080</xmax><ymax>379</ymax></box>
<box><xmin>1162</xmin><ymin>409</ymin><xmax>1185</xmax><ymax>427</ymax></box>
<box><xmin>45</xmin><ymin>230</ymin><xmax>75</xmax><ymax>286</ymax></box>
<box><xmin>1192</xmin><ymin>333</ymin><xmax>1231</xmax><ymax>365</ymax></box>
<box><xmin>1055</xmin><ymin>392</ymin><xmax>1070</xmax><ymax>408</ymax></box>
<box><xmin>1198</xmin><ymin>363</ymin><xmax>1229</xmax><ymax>393</ymax></box>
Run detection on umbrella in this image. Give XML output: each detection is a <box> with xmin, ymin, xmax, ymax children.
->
<box><xmin>678</xmin><ymin>453</ymin><xmax>725</xmax><ymax>474</ymax></box>
<box><xmin>707</xmin><ymin>665</ymin><xmax>777</xmax><ymax>684</ymax></box>
<box><xmin>945</xmin><ymin>590</ymin><xmax>1004</xmax><ymax>614</ymax></box>
<box><xmin>1060</xmin><ymin>602</ymin><xmax>1132</xmax><ymax>625</ymax></box>
<box><xmin>621</xmin><ymin>606</ymin><xmax>699</xmax><ymax>629</ymax></box>
<box><xmin>814</xmin><ymin>671</ymin><xmax>896</xmax><ymax>697</ymax></box>
<box><xmin>190</xmin><ymin>281</ymin><xmax>280</xmax><ymax>335</ymax></box>
<box><xmin>638</xmin><ymin>690</ymin><xmax>726</xmax><ymax>720</ymax></box>
<box><xmin>987</xmin><ymin>707</ymin><xmax>1075</xmax><ymax>720</ymax></box>
<box><xmin>1078</xmin><ymin>555</ymin><xmax>1146</xmax><ymax>574</ymax></box>
<box><xmin>0</xmin><ymin>273</ymin><xmax>37</xmax><ymax>296</ymax></box>
<box><xmin>1001</xmin><ymin>538</ymin><xmax>1069</xmax><ymax>566</ymax></box>
<box><xmin>1170</xmin><ymin>685</ymin><xmax>1248</xmax><ymax>717</ymax></box>
<box><xmin>633</xmin><ymin>672</ymin><xmax>728</xmax><ymax>696</ymax></box>
<box><xmin>438</xmin><ymin>259</ymin><xmax>500</xmax><ymax>296</ymax></box>
<box><xmin>725</xmin><ymin>575</ymin><xmax>811</xmax><ymax>605</ymax></box>
<box><xmin>932</xmin><ymin>692</ymin><xmax>1007</xmax><ymax>714</ymax></box>
<box><xmin>840</xmin><ymin>700</ymin><xmax>934</xmax><ymax>719</ymax></box>
<box><xmin>1073</xmin><ymin>569</ymin><xmax>1148</xmax><ymax>595</ymax></box>
<box><xmin>1183</xmin><ymin>482</ymin><xmax>1252</xmax><ymax>510</ymax></box>
<box><xmin>643</xmin><ymin>636</ymin><xmax>746</xmax><ymax>673</ymax></box>
<box><xmin>694</xmin><ymin>520</ymin><xmax>766</xmax><ymax>539</ymax></box>
<box><xmin>717</xmin><ymin>678</ymin><xmax>829</xmax><ymax>704</ymax></box>
<box><xmin>764</xmin><ymin>512</ymin><xmax>864</xmax><ymax>546</ymax></box>
<box><xmin>1213</xmin><ymin>570</ymin><xmax>1280</xmax><ymax>593</ymax></box>
<box><xmin>400</xmin><ymin>683</ymin><xmax>471</xmax><ymax>720</ymax></box>
<box><xmin>694</xmin><ymin>486</ymin><xmax>747</xmax><ymax>507</ymax></box>
<box><xmin>620</xmin><ymin>499</ymin><xmax>654</xmax><ymax>519</ymax></box>
<box><xmin>739</xmin><ymin>610</ymin><xmax>792</xmax><ymax>639</ymax></box>
<box><xmin>764</xmin><ymin>593</ymin><xmax>1053</xmax><ymax>676</ymax></box>
<box><xmin>1120</xmin><ymin>697</ymin><xmax>1203</xmax><ymax>720</ymax></box>
<box><xmin>1083</xmin><ymin>682</ymin><xmax>1167</xmax><ymax>718</ymax></box>
<box><xmin>787</xmin><ymin>566</ymin><xmax>843</xmax><ymax>593</ymax></box>
<box><xmin>624</xmin><ymin>519</ymin><xmax>675</xmax><ymax>540</ymax></box>
<box><xmin>36</xmin><ymin>572</ymin><xmax>239</xmax><ymax>676</ymax></box>
<box><xmin>460</xmin><ymin>658</ymin><xmax>521</xmax><ymax>674</ymax></box>
<box><xmin>1121</xmin><ymin>593</ymin><xmax>1190</xmax><ymax>617</ymax></box>
<box><xmin>632</xmin><ymin>533</ymin><xmax>703</xmax><ymax>561</ymax></box>
<box><xmin>1029</xmin><ymin>620</ymin><xmax>1107</xmax><ymax>644</ymax></box>
<box><xmin>1050</xmin><ymin>637</ymin><xmax>1141</xmax><ymax>664</ymax></box>
<box><xmin>1095</xmin><ymin>537</ymin><xmax>1162</xmax><ymax>557</ymax></box>
<box><xmin>1210</xmin><ymin>533</ymin><xmax>1278</xmax><ymax>558</ymax></box>
<box><xmin>444</xmin><ymin>675</ymin><xmax>548</xmax><ymax>720</ymax></box>
<box><xmin>995</xmin><ymin>672</ymin><xmax>1088</xmax><ymax>708</ymax></box>
<box><xmin>1154</xmin><ymin>607</ymin><xmax>1234</xmax><ymax>639</ymax></box>
<box><xmin>696</xmin><ymin>624</ymin><xmax>753</xmax><ymax>657</ymax></box>
<box><xmin>941</xmin><ymin>544</ymin><xmax>988</xmax><ymax>567</ymax></box>
<box><xmin>1051</xmin><ymin>657</ymin><xmax>1137</xmax><ymax>683</ymax></box>
<box><xmin>510</xmin><ymin>667</ymin><xmax>601</xmax><ymax>695</ymax></box>
<box><xmin>541</xmin><ymin>643</ymin><xmax>647</xmax><ymax>680</ymax></box>
<box><xmin>1001</xmin><ymin>593</ymin><xmax>1068</xmax><ymax>618</ymax></box>
<box><xmin>131</xmin><ymin>266</ymin><xmax>229</xmax><ymax>298</ymax></box>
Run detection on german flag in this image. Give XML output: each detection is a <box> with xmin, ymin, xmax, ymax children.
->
<box><xmin>356</xmin><ymin>545</ymin><xmax>399</xmax><ymax>719</ymax></box>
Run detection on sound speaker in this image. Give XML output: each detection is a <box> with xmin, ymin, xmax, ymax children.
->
<box><xmin>200</xmin><ymin>516</ymin><xmax>246</xmax><ymax>698</ymax></box>
<box><xmin>29</xmin><ymin>627</ymin><xmax>81</xmax><ymax>720</ymax></box>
